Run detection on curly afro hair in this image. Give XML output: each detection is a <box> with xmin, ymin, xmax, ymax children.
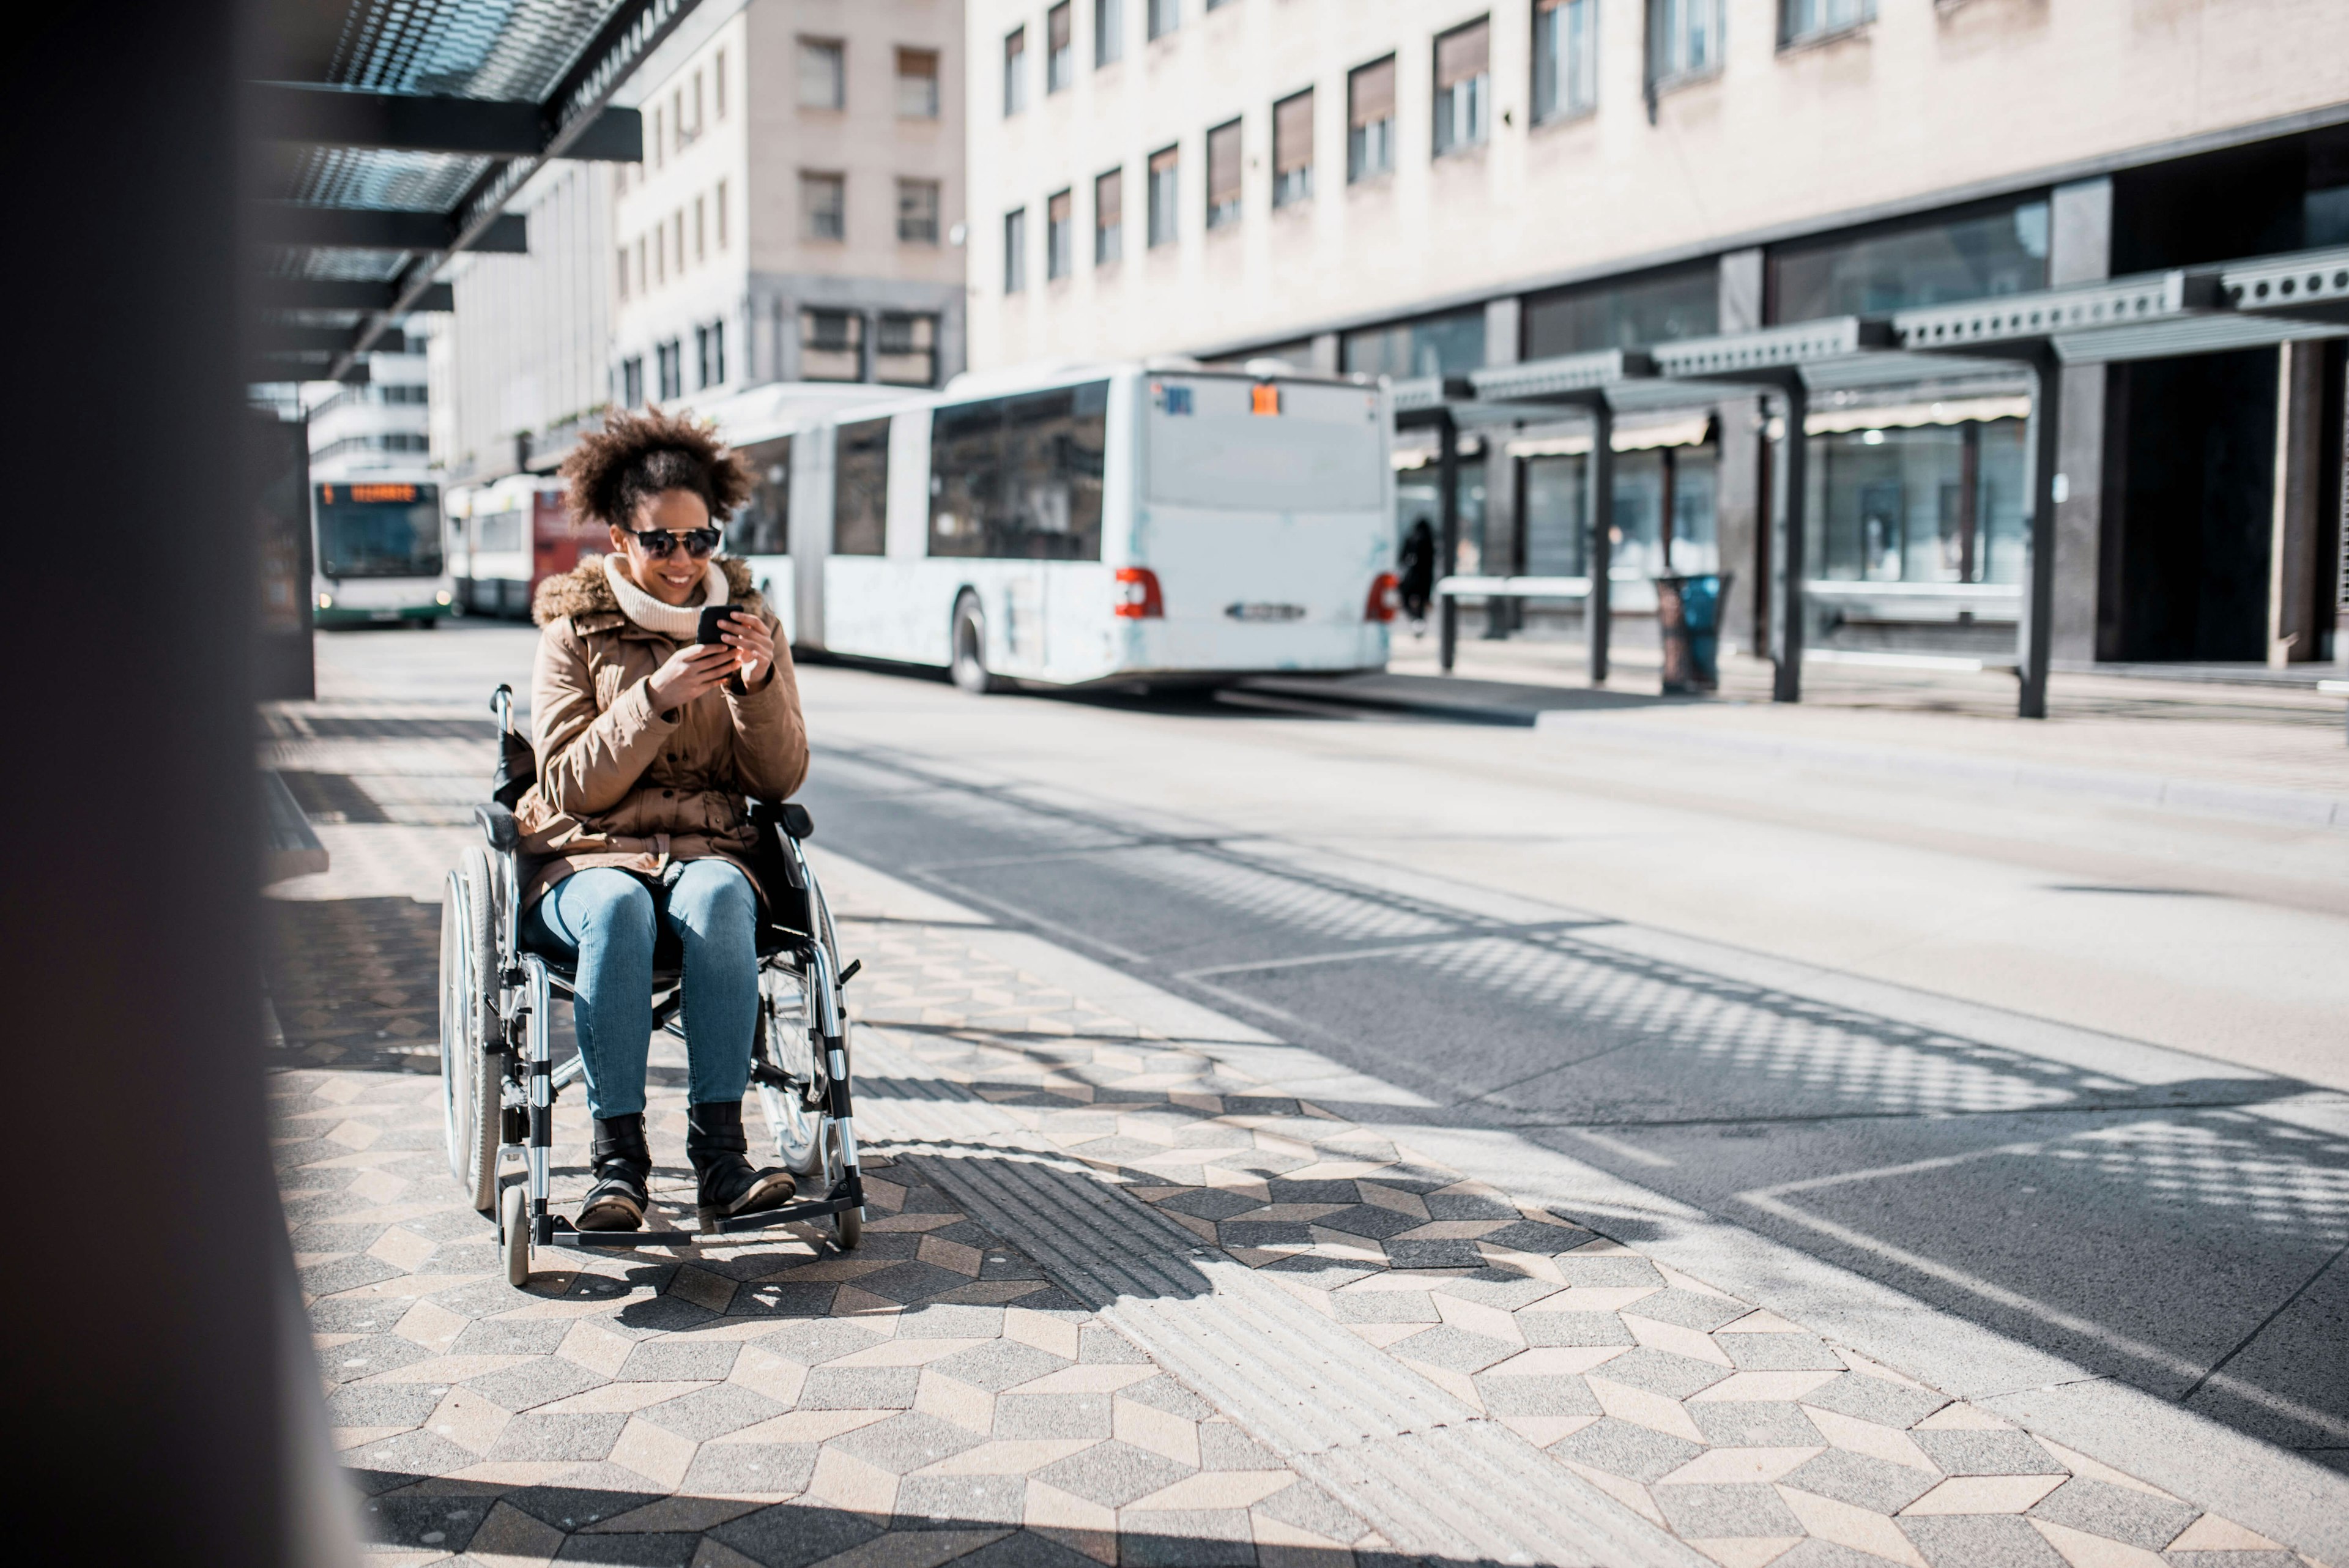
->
<box><xmin>561</xmin><ymin>406</ymin><xmax>754</xmax><ymax>530</ymax></box>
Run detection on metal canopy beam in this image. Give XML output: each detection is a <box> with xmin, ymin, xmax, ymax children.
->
<box><xmin>256</xmin><ymin>277</ymin><xmax>453</xmax><ymax>314</ymax></box>
<box><xmin>253</xmin><ymin>203</ymin><xmax>528</xmax><ymax>254</ymax></box>
<box><xmin>1390</xmin><ymin>375</ymin><xmax>1475</xmax><ymax>429</ymax></box>
<box><xmin>2219</xmin><ymin>245</ymin><xmax>2349</xmax><ymax>325</ymax></box>
<box><xmin>1468</xmin><ymin>348</ymin><xmax>1658</xmax><ymax>404</ymax></box>
<box><xmin>250</xmin><ymin>83</ymin><xmax>642</xmax><ymax>160</ymax></box>
<box><xmin>256</xmin><ymin>323</ymin><xmax>407</xmax><ymax>356</ymax></box>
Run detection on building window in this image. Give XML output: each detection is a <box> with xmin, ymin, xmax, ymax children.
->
<box><xmin>1148</xmin><ymin>0</ymin><xmax>1181</xmax><ymax>42</ymax></box>
<box><xmin>1004</xmin><ymin>27</ymin><xmax>1028</xmax><ymax>116</ymax></box>
<box><xmin>1649</xmin><ymin>0</ymin><xmax>1723</xmax><ymax>86</ymax></box>
<box><xmin>1348</xmin><ymin>57</ymin><xmax>1395</xmax><ymax>182</ymax></box>
<box><xmin>801</xmin><ymin>172</ymin><xmax>846</xmax><ymax>242</ymax></box>
<box><xmin>1522</xmin><ymin>261</ymin><xmax>1720</xmax><ymax>357</ymax></box>
<box><xmin>799</xmin><ymin>38</ymin><xmax>845</xmax><ymax>110</ymax></box>
<box><xmin>802</xmin><ymin>309</ymin><xmax>864</xmax><ymax>382</ymax></box>
<box><xmin>898</xmin><ymin>179</ymin><xmax>941</xmax><ymax>244</ymax></box>
<box><xmin>1047</xmin><ymin>189</ymin><xmax>1075</xmax><ymax>279</ymax></box>
<box><xmin>1004</xmin><ymin>207</ymin><xmax>1028</xmax><ymax>292</ymax></box>
<box><xmin>714</xmin><ymin>48</ymin><xmax>727</xmax><ymax>118</ymax></box>
<box><xmin>637</xmin><ymin>235</ymin><xmax>650</xmax><ymax>290</ymax></box>
<box><xmin>1096</xmin><ymin>0</ymin><xmax>1124</xmax><ymax>65</ymax></box>
<box><xmin>1272</xmin><ymin>89</ymin><xmax>1313</xmax><ymax>207</ymax></box>
<box><xmin>691</xmin><ymin>72</ymin><xmax>705</xmax><ymax>138</ymax></box>
<box><xmin>621</xmin><ymin>356</ymin><xmax>644</xmax><ymax>407</ymax></box>
<box><xmin>650</xmin><ymin>106</ymin><xmax>662</xmax><ymax>166</ymax></box>
<box><xmin>1147</xmin><ymin>146</ymin><xmax>1179</xmax><ymax>247</ymax></box>
<box><xmin>694</xmin><ymin>195</ymin><xmax>707</xmax><ymax>262</ymax></box>
<box><xmin>696</xmin><ymin>321</ymin><xmax>725</xmax><ymax>389</ymax></box>
<box><xmin>1206</xmin><ymin>120</ymin><xmax>1242</xmax><ymax>230</ymax></box>
<box><xmin>656</xmin><ymin>339</ymin><xmax>683</xmax><ymax>400</ymax></box>
<box><xmin>673</xmin><ymin>210</ymin><xmax>685</xmax><ymax>273</ymax></box>
<box><xmin>1783</xmin><ymin>0</ymin><xmax>1874</xmax><ymax>46</ymax></box>
<box><xmin>877</xmin><ymin>313</ymin><xmax>940</xmax><ymax>387</ymax></box>
<box><xmin>1048</xmin><ymin>3</ymin><xmax>1075</xmax><ymax>91</ymax></box>
<box><xmin>1769</xmin><ymin>198</ymin><xmax>2050</xmax><ymax>322</ymax></box>
<box><xmin>1095</xmin><ymin>168</ymin><xmax>1123</xmax><ymax>264</ymax></box>
<box><xmin>896</xmin><ymin>48</ymin><xmax>940</xmax><ymax>118</ymax></box>
<box><xmin>833</xmin><ymin>418</ymin><xmax>891</xmax><ymax>554</ymax></box>
<box><xmin>1533</xmin><ymin>0</ymin><xmax>1597</xmax><ymax>122</ymax></box>
<box><xmin>1434</xmin><ymin>19</ymin><xmax>1490</xmax><ymax>156</ymax></box>
<box><xmin>1340</xmin><ymin>308</ymin><xmax>1486</xmax><ymax>380</ymax></box>
<box><xmin>616</xmin><ymin>245</ymin><xmax>631</xmax><ymax>301</ymax></box>
<box><xmin>1206</xmin><ymin>0</ymin><xmax>1236</xmax><ymax>9</ymax></box>
<box><xmin>716</xmin><ymin>179</ymin><xmax>728</xmax><ymax>248</ymax></box>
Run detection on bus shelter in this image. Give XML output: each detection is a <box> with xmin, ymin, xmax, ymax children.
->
<box><xmin>1412</xmin><ymin>247</ymin><xmax>2349</xmax><ymax>718</ymax></box>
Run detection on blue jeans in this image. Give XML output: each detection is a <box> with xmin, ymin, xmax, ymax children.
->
<box><xmin>522</xmin><ymin>861</ymin><xmax>759</xmax><ymax>1121</ymax></box>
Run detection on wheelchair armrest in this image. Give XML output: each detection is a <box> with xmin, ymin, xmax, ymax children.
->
<box><xmin>750</xmin><ymin>800</ymin><xmax>814</xmax><ymax>841</ymax></box>
<box><xmin>473</xmin><ymin>801</ymin><xmax>521</xmax><ymax>852</ymax></box>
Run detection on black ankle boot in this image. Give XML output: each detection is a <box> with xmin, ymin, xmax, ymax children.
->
<box><xmin>578</xmin><ymin>1113</ymin><xmax>651</xmax><ymax>1232</ymax></box>
<box><xmin>687</xmin><ymin>1101</ymin><xmax>795</xmax><ymax>1230</ymax></box>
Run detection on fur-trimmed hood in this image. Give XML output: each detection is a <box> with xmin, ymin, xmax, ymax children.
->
<box><xmin>532</xmin><ymin>553</ymin><xmax>763</xmax><ymax>629</ymax></box>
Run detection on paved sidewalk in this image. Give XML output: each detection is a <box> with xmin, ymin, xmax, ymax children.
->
<box><xmin>270</xmin><ymin>837</ymin><xmax>2329</xmax><ymax>1566</ymax></box>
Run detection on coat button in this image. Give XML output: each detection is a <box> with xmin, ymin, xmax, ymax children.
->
<box><xmin>662</xmin><ymin>789</ymin><xmax>674</xmax><ymax>798</ymax></box>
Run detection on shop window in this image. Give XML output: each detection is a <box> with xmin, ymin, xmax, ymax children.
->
<box><xmin>735</xmin><ymin>436</ymin><xmax>790</xmax><ymax>554</ymax></box>
<box><xmin>1782</xmin><ymin>0</ymin><xmax>1873</xmax><ymax>46</ymax></box>
<box><xmin>896</xmin><ymin>49</ymin><xmax>940</xmax><ymax>118</ymax></box>
<box><xmin>1096</xmin><ymin>0</ymin><xmax>1124</xmax><ymax>65</ymax></box>
<box><xmin>1803</xmin><ymin>420</ymin><xmax>2027</xmax><ymax>585</ymax></box>
<box><xmin>1004</xmin><ymin>207</ymin><xmax>1028</xmax><ymax>291</ymax></box>
<box><xmin>1648</xmin><ymin>0</ymin><xmax>1723</xmax><ymax>87</ymax></box>
<box><xmin>1148</xmin><ymin>146</ymin><xmax>1179</xmax><ymax>247</ymax></box>
<box><xmin>799</xmin><ymin>39</ymin><xmax>845</xmax><ymax>110</ymax></box>
<box><xmin>1522</xmin><ymin>261</ymin><xmax>1718</xmax><ymax>357</ymax></box>
<box><xmin>1433</xmin><ymin>20</ymin><xmax>1490</xmax><ymax>157</ymax></box>
<box><xmin>877</xmin><ymin>313</ymin><xmax>939</xmax><ymax>387</ymax></box>
<box><xmin>1047</xmin><ymin>189</ymin><xmax>1075</xmax><ymax>278</ymax></box>
<box><xmin>1048</xmin><ymin>4</ymin><xmax>1075</xmax><ymax>92</ymax></box>
<box><xmin>833</xmin><ymin>420</ymin><xmax>891</xmax><ymax>555</ymax></box>
<box><xmin>1770</xmin><ymin>198</ymin><xmax>2049</xmax><ymax>321</ymax></box>
<box><xmin>1341</xmin><ymin>308</ymin><xmax>1486</xmax><ymax>381</ymax></box>
<box><xmin>1206</xmin><ymin>119</ymin><xmax>1242</xmax><ymax>230</ymax></box>
<box><xmin>928</xmin><ymin>382</ymin><xmax>1109</xmax><ymax>561</ymax></box>
<box><xmin>1533</xmin><ymin>0</ymin><xmax>1597</xmax><ymax>124</ymax></box>
<box><xmin>1096</xmin><ymin>168</ymin><xmax>1124</xmax><ymax>264</ymax></box>
<box><xmin>1273</xmin><ymin>91</ymin><xmax>1313</xmax><ymax>207</ymax></box>
<box><xmin>1348</xmin><ymin>57</ymin><xmax>1396</xmax><ymax>182</ymax></box>
<box><xmin>801</xmin><ymin>309</ymin><xmax>863</xmax><ymax>382</ymax></box>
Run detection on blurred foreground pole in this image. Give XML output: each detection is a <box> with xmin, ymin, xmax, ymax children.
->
<box><xmin>0</xmin><ymin>2</ymin><xmax>330</xmax><ymax>1561</ymax></box>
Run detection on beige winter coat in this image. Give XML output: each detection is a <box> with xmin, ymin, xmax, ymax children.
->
<box><xmin>515</xmin><ymin>555</ymin><xmax>809</xmax><ymax>908</ymax></box>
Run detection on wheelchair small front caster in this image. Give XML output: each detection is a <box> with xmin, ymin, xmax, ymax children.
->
<box><xmin>835</xmin><ymin>1206</ymin><xmax>862</xmax><ymax>1250</ymax></box>
<box><xmin>501</xmin><ymin>1183</ymin><xmax>530</xmax><ymax>1288</ymax></box>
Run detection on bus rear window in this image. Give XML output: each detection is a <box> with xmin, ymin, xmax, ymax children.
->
<box><xmin>1145</xmin><ymin>379</ymin><xmax>1384</xmax><ymax>513</ymax></box>
<box><xmin>316</xmin><ymin>485</ymin><xmax>443</xmax><ymax>579</ymax></box>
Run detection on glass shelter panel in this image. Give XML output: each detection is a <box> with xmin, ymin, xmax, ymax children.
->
<box><xmin>1803</xmin><ymin>421</ymin><xmax>2027</xmax><ymax>584</ymax></box>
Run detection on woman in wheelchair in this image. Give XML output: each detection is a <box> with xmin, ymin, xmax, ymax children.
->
<box><xmin>514</xmin><ymin>408</ymin><xmax>807</xmax><ymax>1233</ymax></box>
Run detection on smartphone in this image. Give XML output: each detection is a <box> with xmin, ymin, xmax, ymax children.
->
<box><xmin>696</xmin><ymin>604</ymin><xmax>740</xmax><ymax>645</ymax></box>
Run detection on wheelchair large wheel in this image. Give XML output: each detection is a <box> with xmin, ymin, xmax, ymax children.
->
<box><xmin>755</xmin><ymin>970</ymin><xmax>826</xmax><ymax>1176</ymax></box>
<box><xmin>439</xmin><ymin>847</ymin><xmax>503</xmax><ymax>1214</ymax></box>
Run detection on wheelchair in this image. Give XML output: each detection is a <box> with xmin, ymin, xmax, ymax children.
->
<box><xmin>438</xmin><ymin>683</ymin><xmax>866</xmax><ymax>1288</ymax></box>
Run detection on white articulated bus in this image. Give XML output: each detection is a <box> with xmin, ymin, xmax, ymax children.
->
<box><xmin>706</xmin><ymin>362</ymin><xmax>1398</xmax><ymax>690</ymax></box>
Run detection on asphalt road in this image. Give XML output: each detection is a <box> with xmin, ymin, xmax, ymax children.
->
<box><xmin>321</xmin><ymin>623</ymin><xmax>2349</xmax><ymax>1481</ymax></box>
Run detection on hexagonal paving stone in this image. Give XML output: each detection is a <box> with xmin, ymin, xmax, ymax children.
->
<box><xmin>1549</xmin><ymin>1418</ymin><xmax>1704</xmax><ymax>1482</ymax></box>
<box><xmin>1910</xmin><ymin>1428</ymin><xmax>2064</xmax><ymax>1477</ymax></box>
<box><xmin>827</xmin><ymin>1411</ymin><xmax>990</xmax><ymax>1475</ymax></box>
<box><xmin>1034</xmin><ymin>1440</ymin><xmax>1195</xmax><ymax>1508</ymax></box>
<box><xmin>1779</xmin><ymin>1448</ymin><xmax>1940</xmax><ymax>1514</ymax></box>
<box><xmin>1389</xmin><ymin>1325</ymin><xmax>1520</xmax><ymax>1373</ymax></box>
<box><xmin>1798</xmin><ymin>1372</ymin><xmax>1950</xmax><ymax>1430</ymax></box>
<box><xmin>2027</xmin><ymin>1476</ymin><xmax>2200</xmax><ymax>1551</ymax></box>
<box><xmin>1899</xmin><ymin>1513</ymin><xmax>2066</xmax><ymax>1567</ymax></box>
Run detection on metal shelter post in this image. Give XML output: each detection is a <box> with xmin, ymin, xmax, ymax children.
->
<box><xmin>1767</xmin><ymin>377</ymin><xmax>1809</xmax><ymax>704</ymax></box>
<box><xmin>2016</xmin><ymin>347</ymin><xmax>2061</xmax><ymax>719</ymax></box>
<box><xmin>1438</xmin><ymin>411</ymin><xmax>1460</xmax><ymax>674</ymax></box>
<box><xmin>1586</xmin><ymin>399</ymin><xmax>1615</xmax><ymax>685</ymax></box>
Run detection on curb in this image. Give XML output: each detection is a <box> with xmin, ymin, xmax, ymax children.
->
<box><xmin>1529</xmin><ymin>710</ymin><xmax>2349</xmax><ymax>831</ymax></box>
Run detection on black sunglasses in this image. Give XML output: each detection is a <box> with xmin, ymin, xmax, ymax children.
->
<box><xmin>625</xmin><ymin>524</ymin><xmax>722</xmax><ymax>559</ymax></box>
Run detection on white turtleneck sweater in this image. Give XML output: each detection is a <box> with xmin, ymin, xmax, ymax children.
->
<box><xmin>600</xmin><ymin>554</ymin><xmax>763</xmax><ymax>685</ymax></box>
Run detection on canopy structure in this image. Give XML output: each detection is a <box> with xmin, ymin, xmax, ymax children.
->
<box><xmin>1398</xmin><ymin>247</ymin><xmax>2349</xmax><ymax>716</ymax></box>
<box><xmin>250</xmin><ymin>0</ymin><xmax>700</xmax><ymax>384</ymax></box>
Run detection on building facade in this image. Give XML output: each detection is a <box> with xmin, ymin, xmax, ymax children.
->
<box><xmin>306</xmin><ymin>344</ymin><xmax>432</xmax><ymax>482</ymax></box>
<box><xmin>614</xmin><ymin>0</ymin><xmax>969</xmax><ymax>415</ymax></box>
<box><xmin>966</xmin><ymin>0</ymin><xmax>2349</xmax><ymax>667</ymax></box>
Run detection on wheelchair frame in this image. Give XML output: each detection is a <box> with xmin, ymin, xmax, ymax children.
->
<box><xmin>445</xmin><ymin>684</ymin><xmax>866</xmax><ymax>1288</ymax></box>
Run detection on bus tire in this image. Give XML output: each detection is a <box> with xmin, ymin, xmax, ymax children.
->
<box><xmin>950</xmin><ymin>593</ymin><xmax>996</xmax><ymax>695</ymax></box>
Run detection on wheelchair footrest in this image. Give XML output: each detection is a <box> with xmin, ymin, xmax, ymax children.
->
<box><xmin>542</xmin><ymin>1194</ymin><xmax>862</xmax><ymax>1248</ymax></box>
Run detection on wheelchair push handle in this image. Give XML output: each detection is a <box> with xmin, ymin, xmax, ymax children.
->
<box><xmin>491</xmin><ymin>683</ymin><xmax>514</xmax><ymax>735</ymax></box>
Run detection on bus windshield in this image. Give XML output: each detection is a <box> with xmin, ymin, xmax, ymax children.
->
<box><xmin>1145</xmin><ymin>377</ymin><xmax>1384</xmax><ymax>513</ymax></box>
<box><xmin>317</xmin><ymin>483</ymin><xmax>443</xmax><ymax>579</ymax></box>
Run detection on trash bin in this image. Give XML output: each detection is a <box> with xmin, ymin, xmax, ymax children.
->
<box><xmin>1653</xmin><ymin>572</ymin><xmax>1732</xmax><ymax>695</ymax></box>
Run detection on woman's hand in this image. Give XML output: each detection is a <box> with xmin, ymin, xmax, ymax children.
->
<box><xmin>719</xmin><ymin>610</ymin><xmax>777</xmax><ymax>689</ymax></box>
<box><xmin>645</xmin><ymin>641</ymin><xmax>740</xmax><ymax>712</ymax></box>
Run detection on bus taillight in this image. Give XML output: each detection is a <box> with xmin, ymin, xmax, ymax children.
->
<box><xmin>1114</xmin><ymin>567</ymin><xmax>1165</xmax><ymax>619</ymax></box>
<box><xmin>1365</xmin><ymin>572</ymin><xmax>1399</xmax><ymax>623</ymax></box>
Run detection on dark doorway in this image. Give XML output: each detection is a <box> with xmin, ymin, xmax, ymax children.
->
<box><xmin>2102</xmin><ymin>349</ymin><xmax>2277</xmax><ymax>662</ymax></box>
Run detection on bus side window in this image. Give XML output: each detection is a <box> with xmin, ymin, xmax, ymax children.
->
<box><xmin>833</xmin><ymin>422</ymin><xmax>890</xmax><ymax>555</ymax></box>
<box><xmin>928</xmin><ymin>382</ymin><xmax>1107</xmax><ymax>561</ymax></box>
